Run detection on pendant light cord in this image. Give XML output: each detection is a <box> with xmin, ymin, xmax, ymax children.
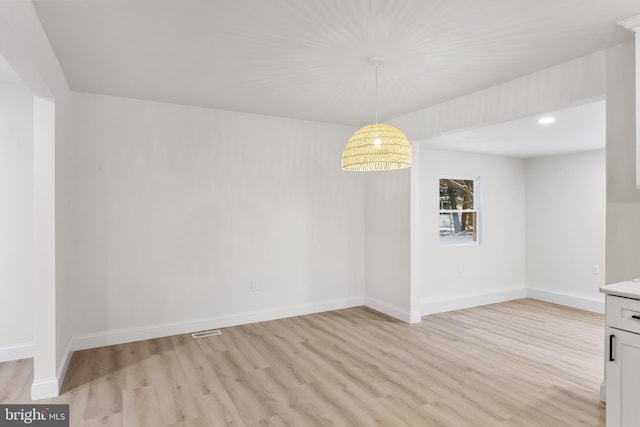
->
<box><xmin>375</xmin><ymin>62</ymin><xmax>379</xmax><ymax>124</ymax></box>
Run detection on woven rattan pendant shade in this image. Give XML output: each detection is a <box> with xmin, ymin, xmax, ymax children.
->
<box><xmin>341</xmin><ymin>57</ymin><xmax>411</xmax><ymax>171</ymax></box>
<box><xmin>341</xmin><ymin>123</ymin><xmax>411</xmax><ymax>171</ymax></box>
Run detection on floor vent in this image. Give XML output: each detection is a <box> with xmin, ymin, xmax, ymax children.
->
<box><xmin>192</xmin><ymin>329</ymin><xmax>222</xmax><ymax>339</ymax></box>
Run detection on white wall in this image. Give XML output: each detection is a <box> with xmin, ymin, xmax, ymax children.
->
<box><xmin>364</xmin><ymin>169</ymin><xmax>413</xmax><ymax>321</ymax></box>
<box><xmin>0</xmin><ymin>82</ymin><xmax>34</xmax><ymax>357</ymax></box>
<box><xmin>420</xmin><ymin>149</ymin><xmax>526</xmax><ymax>314</ymax></box>
<box><xmin>0</xmin><ymin>0</ymin><xmax>74</xmax><ymax>399</ymax></box>
<box><xmin>606</xmin><ymin>41</ymin><xmax>640</xmax><ymax>284</ymax></box>
<box><xmin>525</xmin><ymin>150</ymin><xmax>606</xmax><ymax>309</ymax></box>
<box><xmin>388</xmin><ymin>49</ymin><xmax>607</xmax><ymax>317</ymax></box>
<box><xmin>69</xmin><ymin>92</ymin><xmax>365</xmax><ymax>346</ymax></box>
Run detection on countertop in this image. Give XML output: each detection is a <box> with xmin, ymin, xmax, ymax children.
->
<box><xmin>600</xmin><ymin>278</ymin><xmax>640</xmax><ymax>299</ymax></box>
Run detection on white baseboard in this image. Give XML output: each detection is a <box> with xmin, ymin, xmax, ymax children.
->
<box><xmin>421</xmin><ymin>287</ymin><xmax>527</xmax><ymax>315</ymax></box>
<box><xmin>56</xmin><ymin>340</ymin><xmax>73</xmax><ymax>390</ymax></box>
<box><xmin>600</xmin><ymin>382</ymin><xmax>606</xmax><ymax>403</ymax></box>
<box><xmin>72</xmin><ymin>296</ymin><xmax>364</xmax><ymax>351</ymax></box>
<box><xmin>0</xmin><ymin>342</ymin><xmax>33</xmax><ymax>362</ymax></box>
<box><xmin>526</xmin><ymin>288</ymin><xmax>605</xmax><ymax>314</ymax></box>
<box><xmin>408</xmin><ymin>310</ymin><xmax>422</xmax><ymax>324</ymax></box>
<box><xmin>364</xmin><ymin>297</ymin><xmax>418</xmax><ymax>323</ymax></box>
<box><xmin>31</xmin><ymin>377</ymin><xmax>59</xmax><ymax>401</ymax></box>
<box><xmin>27</xmin><ymin>342</ymin><xmax>73</xmax><ymax>401</ymax></box>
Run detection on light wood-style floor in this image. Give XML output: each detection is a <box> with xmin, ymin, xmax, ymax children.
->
<box><xmin>0</xmin><ymin>299</ymin><xmax>605</xmax><ymax>426</ymax></box>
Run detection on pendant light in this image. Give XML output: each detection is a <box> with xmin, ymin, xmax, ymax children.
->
<box><xmin>342</xmin><ymin>56</ymin><xmax>411</xmax><ymax>171</ymax></box>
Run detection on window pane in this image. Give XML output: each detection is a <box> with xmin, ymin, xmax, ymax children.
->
<box><xmin>440</xmin><ymin>211</ymin><xmax>477</xmax><ymax>245</ymax></box>
<box><xmin>439</xmin><ymin>179</ymin><xmax>474</xmax><ymax>210</ymax></box>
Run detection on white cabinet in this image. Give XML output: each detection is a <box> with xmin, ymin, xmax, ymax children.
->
<box><xmin>606</xmin><ymin>325</ymin><xmax>640</xmax><ymax>426</ymax></box>
<box><xmin>603</xmin><ymin>290</ymin><xmax>640</xmax><ymax>426</ymax></box>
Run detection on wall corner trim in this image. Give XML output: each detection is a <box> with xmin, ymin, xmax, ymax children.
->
<box><xmin>408</xmin><ymin>310</ymin><xmax>422</xmax><ymax>324</ymax></box>
<box><xmin>364</xmin><ymin>297</ymin><xmax>415</xmax><ymax>323</ymax></box>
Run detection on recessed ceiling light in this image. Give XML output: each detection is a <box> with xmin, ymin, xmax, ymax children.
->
<box><xmin>538</xmin><ymin>116</ymin><xmax>556</xmax><ymax>125</ymax></box>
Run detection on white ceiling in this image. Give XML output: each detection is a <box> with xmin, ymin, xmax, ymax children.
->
<box><xmin>33</xmin><ymin>0</ymin><xmax>638</xmax><ymax>126</ymax></box>
<box><xmin>421</xmin><ymin>99</ymin><xmax>606</xmax><ymax>158</ymax></box>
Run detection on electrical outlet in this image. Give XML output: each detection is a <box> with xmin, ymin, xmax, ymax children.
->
<box><xmin>250</xmin><ymin>280</ymin><xmax>258</xmax><ymax>291</ymax></box>
<box><xmin>592</xmin><ymin>265</ymin><xmax>599</xmax><ymax>275</ymax></box>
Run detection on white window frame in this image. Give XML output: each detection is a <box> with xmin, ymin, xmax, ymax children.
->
<box><xmin>439</xmin><ymin>175</ymin><xmax>481</xmax><ymax>246</ymax></box>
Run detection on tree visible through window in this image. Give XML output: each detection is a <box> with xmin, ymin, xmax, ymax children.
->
<box><xmin>439</xmin><ymin>177</ymin><xmax>479</xmax><ymax>245</ymax></box>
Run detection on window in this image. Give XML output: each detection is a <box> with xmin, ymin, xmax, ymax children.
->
<box><xmin>439</xmin><ymin>177</ymin><xmax>479</xmax><ymax>245</ymax></box>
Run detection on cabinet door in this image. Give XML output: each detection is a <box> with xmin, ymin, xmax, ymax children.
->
<box><xmin>606</xmin><ymin>327</ymin><xmax>640</xmax><ymax>426</ymax></box>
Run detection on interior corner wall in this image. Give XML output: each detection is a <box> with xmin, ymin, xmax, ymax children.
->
<box><xmin>385</xmin><ymin>49</ymin><xmax>607</xmax><ymax>317</ymax></box>
<box><xmin>0</xmin><ymin>0</ymin><xmax>74</xmax><ymax>399</ymax></box>
<box><xmin>68</xmin><ymin>92</ymin><xmax>365</xmax><ymax>346</ymax></box>
<box><xmin>606</xmin><ymin>41</ymin><xmax>640</xmax><ymax>284</ymax></box>
<box><xmin>525</xmin><ymin>150</ymin><xmax>606</xmax><ymax>305</ymax></box>
<box><xmin>0</xmin><ymin>82</ymin><xmax>34</xmax><ymax>357</ymax></box>
<box><xmin>363</xmin><ymin>169</ymin><xmax>412</xmax><ymax>321</ymax></box>
<box><xmin>419</xmin><ymin>149</ymin><xmax>526</xmax><ymax>314</ymax></box>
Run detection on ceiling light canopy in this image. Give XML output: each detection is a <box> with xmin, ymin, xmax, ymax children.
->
<box><xmin>342</xmin><ymin>57</ymin><xmax>411</xmax><ymax>172</ymax></box>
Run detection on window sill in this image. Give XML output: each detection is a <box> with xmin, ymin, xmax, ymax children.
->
<box><xmin>440</xmin><ymin>241</ymin><xmax>480</xmax><ymax>248</ymax></box>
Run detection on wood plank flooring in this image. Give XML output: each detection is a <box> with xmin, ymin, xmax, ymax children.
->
<box><xmin>0</xmin><ymin>299</ymin><xmax>605</xmax><ymax>426</ymax></box>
